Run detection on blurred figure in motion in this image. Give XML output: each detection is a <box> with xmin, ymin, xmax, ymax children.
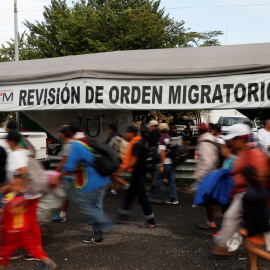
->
<box><xmin>153</xmin><ymin>123</ymin><xmax>178</xmax><ymax>205</ymax></box>
<box><xmin>58</xmin><ymin>121</ymin><xmax>115</xmax><ymax>244</ymax></box>
<box><xmin>115</xmin><ymin>125</ymin><xmax>155</xmax><ymax>228</ymax></box>
<box><xmin>256</xmin><ymin>118</ymin><xmax>270</xmax><ymax>154</ymax></box>
<box><xmin>0</xmin><ymin>130</ymin><xmax>56</xmax><ymax>270</ymax></box>
<box><xmin>106</xmin><ymin>124</ymin><xmax>129</xmax><ymax>195</ymax></box>
<box><xmin>0</xmin><ymin>178</ymin><xmax>56</xmax><ymax>270</ymax></box>
<box><xmin>147</xmin><ymin>120</ymin><xmax>160</xmax><ymax>195</ymax></box>
<box><xmin>192</xmin><ymin>123</ymin><xmax>219</xmax><ymax>229</ymax></box>
<box><xmin>0</xmin><ymin>145</ymin><xmax>7</xmax><ymax>211</ymax></box>
<box><xmin>51</xmin><ymin>125</ymin><xmax>74</xmax><ymax>223</ymax></box>
<box><xmin>213</xmin><ymin>123</ymin><xmax>269</xmax><ymax>255</ymax></box>
<box><xmin>238</xmin><ymin>165</ymin><xmax>270</xmax><ymax>270</ymax></box>
<box><xmin>5</xmin><ymin>120</ymin><xmax>36</xmax><ymax>157</ymax></box>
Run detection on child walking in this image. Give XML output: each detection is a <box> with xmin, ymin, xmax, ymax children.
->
<box><xmin>238</xmin><ymin>165</ymin><xmax>270</xmax><ymax>270</ymax></box>
<box><xmin>0</xmin><ymin>178</ymin><xmax>57</xmax><ymax>270</ymax></box>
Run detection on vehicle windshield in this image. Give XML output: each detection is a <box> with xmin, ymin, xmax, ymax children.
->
<box><xmin>173</xmin><ymin>119</ymin><xmax>195</xmax><ymax>126</ymax></box>
<box><xmin>218</xmin><ymin>117</ymin><xmax>255</xmax><ymax>128</ymax></box>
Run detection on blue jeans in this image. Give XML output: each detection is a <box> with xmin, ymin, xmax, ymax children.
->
<box><xmin>154</xmin><ymin>164</ymin><xmax>178</xmax><ymax>201</ymax></box>
<box><xmin>77</xmin><ymin>186</ymin><xmax>115</xmax><ymax>239</ymax></box>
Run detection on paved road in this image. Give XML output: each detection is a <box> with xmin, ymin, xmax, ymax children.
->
<box><xmin>10</xmin><ymin>189</ymin><xmax>269</xmax><ymax>270</ymax></box>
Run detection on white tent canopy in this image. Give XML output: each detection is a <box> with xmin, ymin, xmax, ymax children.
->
<box><xmin>0</xmin><ymin>43</ymin><xmax>270</xmax><ymax>111</ymax></box>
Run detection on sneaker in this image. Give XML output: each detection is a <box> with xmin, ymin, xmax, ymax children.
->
<box><xmin>110</xmin><ymin>189</ymin><xmax>117</xmax><ymax>195</ymax></box>
<box><xmin>165</xmin><ymin>199</ymin><xmax>179</xmax><ymax>205</ymax></box>
<box><xmin>42</xmin><ymin>260</ymin><xmax>57</xmax><ymax>270</ymax></box>
<box><xmin>139</xmin><ymin>221</ymin><xmax>156</xmax><ymax>228</ymax></box>
<box><xmin>227</xmin><ymin>232</ymin><xmax>244</xmax><ymax>252</ymax></box>
<box><xmin>83</xmin><ymin>236</ymin><xmax>103</xmax><ymax>244</ymax></box>
<box><xmin>51</xmin><ymin>214</ymin><xmax>66</xmax><ymax>223</ymax></box>
<box><xmin>23</xmin><ymin>254</ymin><xmax>41</xmax><ymax>261</ymax></box>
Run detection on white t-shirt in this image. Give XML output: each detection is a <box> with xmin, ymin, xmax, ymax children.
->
<box><xmin>158</xmin><ymin>135</ymin><xmax>172</xmax><ymax>165</ymax></box>
<box><xmin>7</xmin><ymin>149</ymin><xmax>29</xmax><ymax>181</ymax></box>
<box><xmin>257</xmin><ymin>128</ymin><xmax>270</xmax><ymax>155</ymax></box>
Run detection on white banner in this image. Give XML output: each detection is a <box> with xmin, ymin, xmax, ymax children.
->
<box><xmin>0</xmin><ymin>73</ymin><xmax>270</xmax><ymax>111</ymax></box>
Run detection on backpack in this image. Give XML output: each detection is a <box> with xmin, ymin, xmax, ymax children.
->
<box><xmin>167</xmin><ymin>137</ymin><xmax>188</xmax><ymax>164</ymax></box>
<box><xmin>201</xmin><ymin>139</ymin><xmax>225</xmax><ymax>169</ymax></box>
<box><xmin>25</xmin><ymin>156</ymin><xmax>48</xmax><ymax>198</ymax></box>
<box><xmin>80</xmin><ymin>138</ymin><xmax>120</xmax><ymax>176</ymax></box>
<box><xmin>145</xmin><ymin>146</ymin><xmax>160</xmax><ymax>172</ymax></box>
<box><xmin>118</xmin><ymin>137</ymin><xmax>129</xmax><ymax>161</ymax></box>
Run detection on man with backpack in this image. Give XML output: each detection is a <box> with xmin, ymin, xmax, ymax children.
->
<box><xmin>60</xmin><ymin>121</ymin><xmax>116</xmax><ymax>244</ymax></box>
<box><xmin>114</xmin><ymin>125</ymin><xmax>155</xmax><ymax>228</ymax></box>
<box><xmin>106</xmin><ymin>124</ymin><xmax>129</xmax><ymax>195</ymax></box>
<box><xmin>153</xmin><ymin>123</ymin><xmax>179</xmax><ymax>205</ymax></box>
<box><xmin>192</xmin><ymin>123</ymin><xmax>219</xmax><ymax>229</ymax></box>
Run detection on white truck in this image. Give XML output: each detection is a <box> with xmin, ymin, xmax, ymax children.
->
<box><xmin>0</xmin><ymin>130</ymin><xmax>48</xmax><ymax>160</ymax></box>
<box><xmin>217</xmin><ymin>115</ymin><xmax>258</xmax><ymax>135</ymax></box>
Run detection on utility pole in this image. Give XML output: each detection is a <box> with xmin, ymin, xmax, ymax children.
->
<box><xmin>14</xmin><ymin>0</ymin><xmax>20</xmax><ymax>129</ymax></box>
<box><xmin>14</xmin><ymin>0</ymin><xmax>19</xmax><ymax>62</ymax></box>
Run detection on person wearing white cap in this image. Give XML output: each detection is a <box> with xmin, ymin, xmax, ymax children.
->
<box><xmin>212</xmin><ymin>123</ymin><xmax>269</xmax><ymax>256</ymax></box>
<box><xmin>148</xmin><ymin>120</ymin><xmax>160</xmax><ymax>148</ymax></box>
<box><xmin>223</xmin><ymin>123</ymin><xmax>252</xmax><ymax>141</ymax></box>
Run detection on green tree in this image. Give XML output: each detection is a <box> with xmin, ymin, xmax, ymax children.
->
<box><xmin>0</xmin><ymin>0</ymin><xmax>223</xmax><ymax>60</ymax></box>
<box><xmin>0</xmin><ymin>32</ymin><xmax>39</xmax><ymax>62</ymax></box>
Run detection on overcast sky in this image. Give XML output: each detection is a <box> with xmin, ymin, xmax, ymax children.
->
<box><xmin>1</xmin><ymin>0</ymin><xmax>270</xmax><ymax>47</ymax></box>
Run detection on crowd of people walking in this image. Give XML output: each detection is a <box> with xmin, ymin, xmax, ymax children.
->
<box><xmin>0</xmin><ymin>117</ymin><xmax>270</xmax><ymax>270</ymax></box>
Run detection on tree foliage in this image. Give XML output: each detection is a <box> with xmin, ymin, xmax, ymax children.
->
<box><xmin>0</xmin><ymin>0</ymin><xmax>223</xmax><ymax>60</ymax></box>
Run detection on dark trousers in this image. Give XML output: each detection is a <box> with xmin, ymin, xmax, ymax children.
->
<box><xmin>121</xmin><ymin>176</ymin><xmax>154</xmax><ymax>219</ymax></box>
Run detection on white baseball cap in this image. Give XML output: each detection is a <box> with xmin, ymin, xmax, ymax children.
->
<box><xmin>223</xmin><ymin>123</ymin><xmax>251</xmax><ymax>140</ymax></box>
<box><xmin>158</xmin><ymin>123</ymin><xmax>169</xmax><ymax>131</ymax></box>
<box><xmin>149</xmin><ymin>120</ymin><xmax>159</xmax><ymax>127</ymax></box>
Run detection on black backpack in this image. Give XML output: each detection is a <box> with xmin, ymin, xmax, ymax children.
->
<box><xmin>167</xmin><ymin>138</ymin><xmax>188</xmax><ymax>164</ymax></box>
<box><xmin>201</xmin><ymin>139</ymin><xmax>225</xmax><ymax>169</ymax></box>
<box><xmin>145</xmin><ymin>146</ymin><xmax>161</xmax><ymax>172</ymax></box>
<box><xmin>80</xmin><ymin>139</ymin><xmax>119</xmax><ymax>176</ymax></box>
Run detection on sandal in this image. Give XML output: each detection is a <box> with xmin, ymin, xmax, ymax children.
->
<box><xmin>198</xmin><ymin>221</ymin><xmax>217</xmax><ymax>229</ymax></box>
<box><xmin>139</xmin><ymin>222</ymin><xmax>156</xmax><ymax>228</ymax></box>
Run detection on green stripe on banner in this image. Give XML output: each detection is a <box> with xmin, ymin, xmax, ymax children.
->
<box><xmin>21</xmin><ymin>113</ymin><xmax>56</xmax><ymax>141</ymax></box>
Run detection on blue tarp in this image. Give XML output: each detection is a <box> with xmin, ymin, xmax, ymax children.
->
<box><xmin>193</xmin><ymin>169</ymin><xmax>233</xmax><ymax>206</ymax></box>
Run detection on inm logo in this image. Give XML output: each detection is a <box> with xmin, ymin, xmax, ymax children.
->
<box><xmin>0</xmin><ymin>90</ymin><xmax>14</xmax><ymax>104</ymax></box>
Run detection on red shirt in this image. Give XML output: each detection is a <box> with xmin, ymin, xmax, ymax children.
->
<box><xmin>232</xmin><ymin>147</ymin><xmax>269</xmax><ymax>195</ymax></box>
<box><xmin>1</xmin><ymin>193</ymin><xmax>29</xmax><ymax>232</ymax></box>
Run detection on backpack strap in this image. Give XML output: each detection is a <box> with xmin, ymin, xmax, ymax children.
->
<box><xmin>201</xmin><ymin>139</ymin><xmax>219</xmax><ymax>149</ymax></box>
<box><xmin>74</xmin><ymin>137</ymin><xmax>92</xmax><ymax>150</ymax></box>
